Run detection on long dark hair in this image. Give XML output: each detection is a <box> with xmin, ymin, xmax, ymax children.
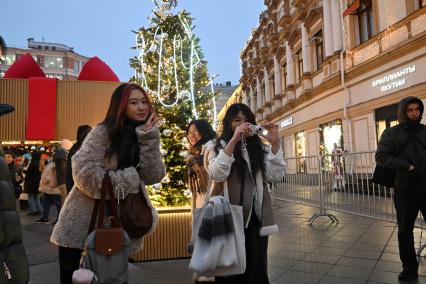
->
<box><xmin>216</xmin><ymin>103</ymin><xmax>265</xmax><ymax>176</ymax></box>
<box><xmin>186</xmin><ymin>119</ymin><xmax>216</xmax><ymax>153</ymax></box>
<box><xmin>101</xmin><ymin>83</ymin><xmax>153</xmax><ymax>156</ymax></box>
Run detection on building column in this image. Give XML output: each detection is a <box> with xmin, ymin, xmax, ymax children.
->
<box><xmin>301</xmin><ymin>23</ymin><xmax>311</xmax><ymax>74</ymax></box>
<box><xmin>273</xmin><ymin>55</ymin><xmax>282</xmax><ymax>96</ymax></box>
<box><xmin>322</xmin><ymin>0</ymin><xmax>334</xmax><ymax>58</ymax></box>
<box><xmin>242</xmin><ymin>90</ymin><xmax>248</xmax><ymax>105</ymax></box>
<box><xmin>264</xmin><ymin>67</ymin><xmax>271</xmax><ymax>104</ymax></box>
<box><xmin>330</xmin><ymin>0</ymin><xmax>343</xmax><ymax>52</ymax></box>
<box><xmin>285</xmin><ymin>41</ymin><xmax>294</xmax><ymax>86</ymax></box>
<box><xmin>249</xmin><ymin>85</ymin><xmax>256</xmax><ymax>111</ymax></box>
<box><xmin>256</xmin><ymin>76</ymin><xmax>262</xmax><ymax>111</ymax></box>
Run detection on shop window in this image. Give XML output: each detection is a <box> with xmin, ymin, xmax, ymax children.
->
<box><xmin>319</xmin><ymin>120</ymin><xmax>343</xmax><ymax>170</ymax></box>
<box><xmin>355</xmin><ymin>0</ymin><xmax>375</xmax><ymax>44</ymax></box>
<box><xmin>375</xmin><ymin>104</ymin><xmax>398</xmax><ymax>141</ymax></box>
<box><xmin>295</xmin><ymin>131</ymin><xmax>307</xmax><ymax>173</ymax></box>
<box><xmin>313</xmin><ymin>30</ymin><xmax>324</xmax><ymax>71</ymax></box>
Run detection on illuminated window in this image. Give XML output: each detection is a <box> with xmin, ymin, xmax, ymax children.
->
<box><xmin>44</xmin><ymin>56</ymin><xmax>63</xmax><ymax>69</ymax></box>
<box><xmin>5</xmin><ymin>54</ymin><xmax>15</xmax><ymax>65</ymax></box>
<box><xmin>375</xmin><ymin>104</ymin><xmax>398</xmax><ymax>142</ymax></box>
<box><xmin>295</xmin><ymin>131</ymin><xmax>307</xmax><ymax>173</ymax></box>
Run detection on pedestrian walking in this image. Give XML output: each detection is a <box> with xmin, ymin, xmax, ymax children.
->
<box><xmin>50</xmin><ymin>83</ymin><xmax>165</xmax><ymax>284</ymax></box>
<box><xmin>375</xmin><ymin>96</ymin><xmax>426</xmax><ymax>282</ymax></box>
<box><xmin>36</xmin><ymin>148</ymin><xmax>67</xmax><ymax>225</ymax></box>
<box><xmin>65</xmin><ymin>125</ymin><xmax>91</xmax><ymax>193</ymax></box>
<box><xmin>24</xmin><ymin>151</ymin><xmax>42</xmax><ymax>216</ymax></box>
<box><xmin>203</xmin><ymin>103</ymin><xmax>285</xmax><ymax>284</ymax></box>
<box><xmin>0</xmin><ymin>102</ymin><xmax>29</xmax><ymax>283</ymax></box>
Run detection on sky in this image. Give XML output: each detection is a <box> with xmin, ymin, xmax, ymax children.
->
<box><xmin>1</xmin><ymin>0</ymin><xmax>265</xmax><ymax>85</ymax></box>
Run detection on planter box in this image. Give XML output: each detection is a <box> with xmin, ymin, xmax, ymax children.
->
<box><xmin>131</xmin><ymin>207</ymin><xmax>192</xmax><ymax>262</ymax></box>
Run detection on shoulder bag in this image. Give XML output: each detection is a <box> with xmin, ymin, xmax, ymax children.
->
<box><xmin>72</xmin><ymin>173</ymin><xmax>132</xmax><ymax>284</ymax></box>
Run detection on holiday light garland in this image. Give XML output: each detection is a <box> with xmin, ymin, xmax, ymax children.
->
<box><xmin>134</xmin><ymin>0</ymin><xmax>219</xmax><ymax>119</ymax></box>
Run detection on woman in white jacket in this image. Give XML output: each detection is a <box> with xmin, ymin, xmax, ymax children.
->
<box><xmin>204</xmin><ymin>103</ymin><xmax>285</xmax><ymax>284</ymax></box>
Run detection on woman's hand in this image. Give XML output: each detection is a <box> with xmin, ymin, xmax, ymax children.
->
<box><xmin>261</xmin><ymin>122</ymin><xmax>280</xmax><ymax>154</ymax></box>
<box><xmin>143</xmin><ymin>112</ymin><xmax>162</xmax><ymax>131</ymax></box>
<box><xmin>230</xmin><ymin>123</ymin><xmax>251</xmax><ymax>143</ymax></box>
<box><xmin>224</xmin><ymin>123</ymin><xmax>251</xmax><ymax>157</ymax></box>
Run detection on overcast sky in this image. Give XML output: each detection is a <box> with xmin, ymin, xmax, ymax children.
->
<box><xmin>1</xmin><ymin>0</ymin><xmax>265</xmax><ymax>85</ymax></box>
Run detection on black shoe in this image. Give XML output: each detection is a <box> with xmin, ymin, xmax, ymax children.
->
<box><xmin>398</xmin><ymin>268</ymin><xmax>418</xmax><ymax>281</ymax></box>
<box><xmin>35</xmin><ymin>218</ymin><xmax>49</xmax><ymax>224</ymax></box>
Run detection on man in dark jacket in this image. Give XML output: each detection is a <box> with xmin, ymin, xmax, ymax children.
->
<box><xmin>24</xmin><ymin>151</ymin><xmax>42</xmax><ymax>215</ymax></box>
<box><xmin>4</xmin><ymin>150</ymin><xmax>24</xmax><ymax>209</ymax></box>
<box><xmin>65</xmin><ymin>125</ymin><xmax>91</xmax><ymax>192</ymax></box>
<box><xmin>0</xmin><ymin>103</ymin><xmax>30</xmax><ymax>283</ymax></box>
<box><xmin>376</xmin><ymin>96</ymin><xmax>426</xmax><ymax>281</ymax></box>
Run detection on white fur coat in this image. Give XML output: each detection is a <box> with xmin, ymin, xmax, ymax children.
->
<box><xmin>50</xmin><ymin>124</ymin><xmax>165</xmax><ymax>252</ymax></box>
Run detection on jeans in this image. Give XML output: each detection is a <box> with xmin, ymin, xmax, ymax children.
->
<box><xmin>394</xmin><ymin>188</ymin><xmax>426</xmax><ymax>271</ymax></box>
<box><xmin>59</xmin><ymin>246</ymin><xmax>83</xmax><ymax>284</ymax></box>
<box><xmin>42</xmin><ymin>194</ymin><xmax>62</xmax><ymax>220</ymax></box>
<box><xmin>28</xmin><ymin>192</ymin><xmax>42</xmax><ymax>213</ymax></box>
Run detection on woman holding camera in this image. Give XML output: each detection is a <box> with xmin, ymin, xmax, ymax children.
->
<box><xmin>204</xmin><ymin>103</ymin><xmax>285</xmax><ymax>283</ymax></box>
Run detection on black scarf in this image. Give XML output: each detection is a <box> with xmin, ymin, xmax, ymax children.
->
<box><xmin>117</xmin><ymin>119</ymin><xmax>142</xmax><ymax>170</ymax></box>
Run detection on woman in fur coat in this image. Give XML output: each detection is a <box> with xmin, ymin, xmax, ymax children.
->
<box><xmin>204</xmin><ymin>103</ymin><xmax>285</xmax><ymax>284</ymax></box>
<box><xmin>51</xmin><ymin>83</ymin><xmax>165</xmax><ymax>283</ymax></box>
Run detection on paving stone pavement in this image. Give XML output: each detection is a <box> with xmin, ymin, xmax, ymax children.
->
<box><xmin>22</xmin><ymin>199</ymin><xmax>426</xmax><ymax>283</ymax></box>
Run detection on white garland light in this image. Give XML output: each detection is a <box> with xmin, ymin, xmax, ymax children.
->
<box><xmin>135</xmin><ymin>0</ymin><xmax>217</xmax><ymax>119</ymax></box>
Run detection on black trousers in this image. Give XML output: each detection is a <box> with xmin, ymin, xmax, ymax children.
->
<box><xmin>394</xmin><ymin>188</ymin><xmax>426</xmax><ymax>271</ymax></box>
<box><xmin>215</xmin><ymin>215</ymin><xmax>269</xmax><ymax>284</ymax></box>
<box><xmin>58</xmin><ymin>246</ymin><xmax>83</xmax><ymax>284</ymax></box>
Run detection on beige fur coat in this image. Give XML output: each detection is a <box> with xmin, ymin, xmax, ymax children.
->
<box><xmin>50</xmin><ymin>124</ymin><xmax>165</xmax><ymax>252</ymax></box>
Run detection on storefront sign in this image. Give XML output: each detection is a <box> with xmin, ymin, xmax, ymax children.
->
<box><xmin>280</xmin><ymin>116</ymin><xmax>293</xmax><ymax>128</ymax></box>
<box><xmin>371</xmin><ymin>65</ymin><xmax>416</xmax><ymax>93</ymax></box>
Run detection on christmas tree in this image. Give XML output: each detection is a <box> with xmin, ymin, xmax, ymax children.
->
<box><xmin>130</xmin><ymin>0</ymin><xmax>213</xmax><ymax>207</ymax></box>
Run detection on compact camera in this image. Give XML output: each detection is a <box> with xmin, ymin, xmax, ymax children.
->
<box><xmin>249</xmin><ymin>124</ymin><xmax>267</xmax><ymax>136</ymax></box>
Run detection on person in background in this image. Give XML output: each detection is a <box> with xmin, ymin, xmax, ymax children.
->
<box><xmin>186</xmin><ymin>119</ymin><xmax>216</xmax><ymax>209</ymax></box>
<box><xmin>204</xmin><ymin>103</ymin><xmax>285</xmax><ymax>284</ymax></box>
<box><xmin>4</xmin><ymin>149</ymin><xmax>24</xmax><ymax>210</ymax></box>
<box><xmin>375</xmin><ymin>96</ymin><xmax>426</xmax><ymax>281</ymax></box>
<box><xmin>185</xmin><ymin>119</ymin><xmax>216</xmax><ymax>284</ymax></box>
<box><xmin>36</xmin><ymin>149</ymin><xmax>67</xmax><ymax>225</ymax></box>
<box><xmin>0</xmin><ymin>102</ymin><xmax>29</xmax><ymax>283</ymax></box>
<box><xmin>24</xmin><ymin>151</ymin><xmax>42</xmax><ymax>216</ymax></box>
<box><xmin>66</xmin><ymin>125</ymin><xmax>92</xmax><ymax>193</ymax></box>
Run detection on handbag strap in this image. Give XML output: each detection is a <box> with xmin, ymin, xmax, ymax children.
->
<box><xmin>88</xmin><ymin>173</ymin><xmax>121</xmax><ymax>234</ymax></box>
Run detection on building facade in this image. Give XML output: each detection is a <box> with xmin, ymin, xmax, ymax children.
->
<box><xmin>239</xmin><ymin>0</ymin><xmax>426</xmax><ymax>159</ymax></box>
<box><xmin>0</xmin><ymin>38</ymin><xmax>89</xmax><ymax>79</ymax></box>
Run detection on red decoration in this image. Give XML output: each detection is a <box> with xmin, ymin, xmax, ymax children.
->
<box><xmin>78</xmin><ymin>56</ymin><xmax>119</xmax><ymax>82</ymax></box>
<box><xmin>4</xmin><ymin>53</ymin><xmax>46</xmax><ymax>79</ymax></box>
<box><xmin>26</xmin><ymin>78</ymin><xmax>57</xmax><ymax>140</ymax></box>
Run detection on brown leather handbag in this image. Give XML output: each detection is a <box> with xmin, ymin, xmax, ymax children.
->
<box><xmin>119</xmin><ymin>190</ymin><xmax>154</xmax><ymax>239</ymax></box>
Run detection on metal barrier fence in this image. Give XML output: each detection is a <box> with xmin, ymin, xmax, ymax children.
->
<box><xmin>271</xmin><ymin>151</ymin><xmax>426</xmax><ymax>255</ymax></box>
